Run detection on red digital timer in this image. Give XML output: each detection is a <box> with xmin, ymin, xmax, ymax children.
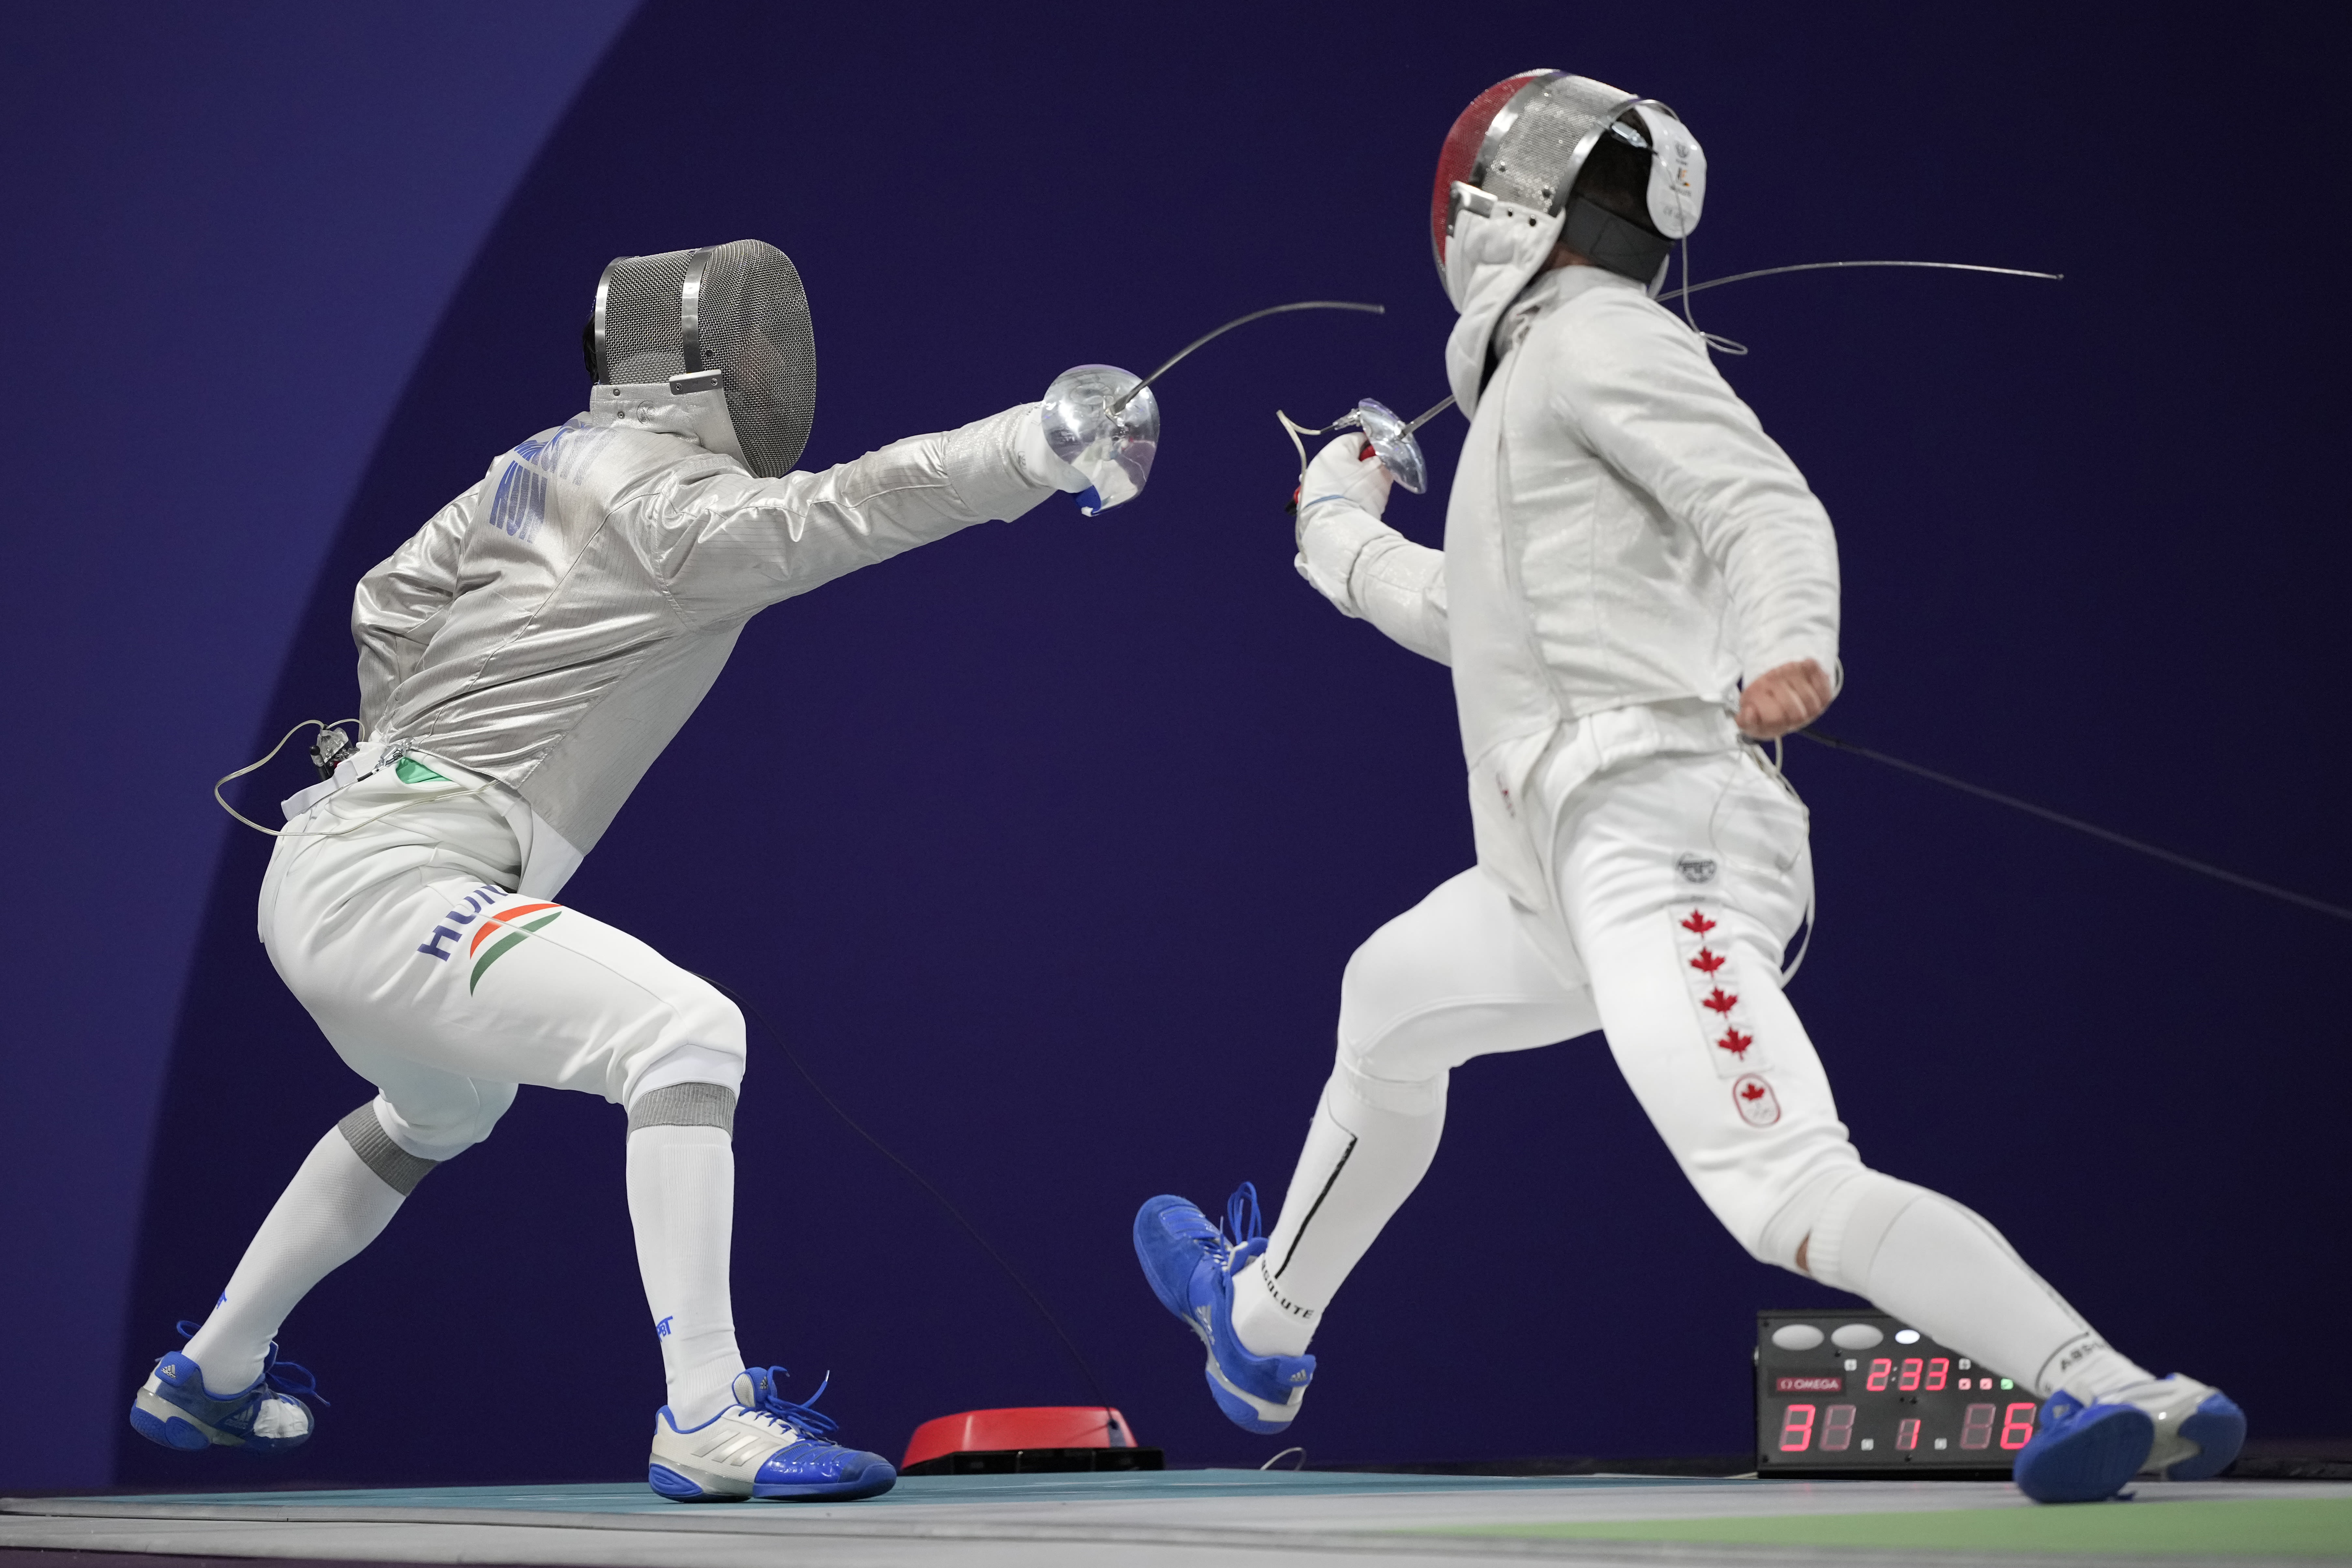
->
<box><xmin>1756</xmin><ymin>1310</ymin><xmax>2037</xmax><ymax>1476</ymax></box>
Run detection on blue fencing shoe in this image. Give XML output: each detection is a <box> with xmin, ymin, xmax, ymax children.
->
<box><xmin>2129</xmin><ymin>1375</ymin><xmax>2246</xmax><ymax>1481</ymax></box>
<box><xmin>127</xmin><ymin>1322</ymin><xmax>324</xmax><ymax>1455</ymax></box>
<box><xmin>648</xmin><ymin>1367</ymin><xmax>896</xmax><ymax>1502</ymax></box>
<box><xmin>2012</xmin><ymin>1389</ymin><xmax>2154</xmax><ymax>1502</ymax></box>
<box><xmin>1133</xmin><ymin>1183</ymin><xmax>1315</xmax><ymax>1434</ymax></box>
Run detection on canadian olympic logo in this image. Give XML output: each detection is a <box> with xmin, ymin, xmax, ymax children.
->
<box><xmin>1734</xmin><ymin>1073</ymin><xmax>1781</xmax><ymax>1127</ymax></box>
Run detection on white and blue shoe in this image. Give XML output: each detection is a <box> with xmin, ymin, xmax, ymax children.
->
<box><xmin>2133</xmin><ymin>1375</ymin><xmax>2246</xmax><ymax>1480</ymax></box>
<box><xmin>648</xmin><ymin>1366</ymin><xmax>896</xmax><ymax>1502</ymax></box>
<box><xmin>2014</xmin><ymin>1375</ymin><xmax>2245</xmax><ymax>1502</ymax></box>
<box><xmin>127</xmin><ymin>1322</ymin><xmax>324</xmax><ymax>1455</ymax></box>
<box><xmin>2012</xmin><ymin>1392</ymin><xmax>2152</xmax><ymax>1503</ymax></box>
<box><xmin>1133</xmin><ymin>1183</ymin><xmax>1315</xmax><ymax>1434</ymax></box>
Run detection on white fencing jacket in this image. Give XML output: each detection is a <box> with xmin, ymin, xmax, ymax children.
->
<box><xmin>349</xmin><ymin>386</ymin><xmax>1063</xmax><ymax>895</ymax></box>
<box><xmin>1297</xmin><ymin>264</ymin><xmax>1840</xmax><ymax>908</ymax></box>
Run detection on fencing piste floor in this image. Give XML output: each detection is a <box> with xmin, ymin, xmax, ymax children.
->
<box><xmin>5</xmin><ymin>1470</ymin><xmax>2348</xmax><ymax>1568</ymax></box>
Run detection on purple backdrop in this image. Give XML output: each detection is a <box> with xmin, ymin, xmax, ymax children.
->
<box><xmin>0</xmin><ymin>2</ymin><xmax>634</xmax><ymax>1489</ymax></box>
<box><xmin>4</xmin><ymin>0</ymin><xmax>2345</xmax><ymax>1494</ymax></box>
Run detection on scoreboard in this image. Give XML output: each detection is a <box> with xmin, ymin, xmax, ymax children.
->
<box><xmin>1756</xmin><ymin>1309</ymin><xmax>2039</xmax><ymax>1476</ymax></box>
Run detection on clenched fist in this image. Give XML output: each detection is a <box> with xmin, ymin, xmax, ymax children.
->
<box><xmin>1737</xmin><ymin>659</ymin><xmax>1835</xmax><ymax>740</ymax></box>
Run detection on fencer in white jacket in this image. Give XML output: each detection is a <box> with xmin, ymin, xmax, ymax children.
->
<box><xmin>1132</xmin><ymin>84</ymin><xmax>2241</xmax><ymax>1505</ymax></box>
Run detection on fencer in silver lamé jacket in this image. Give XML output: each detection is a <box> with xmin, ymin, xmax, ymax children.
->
<box><xmin>351</xmin><ymin>383</ymin><xmax>1064</xmax><ymax>893</ymax></box>
<box><xmin>1295</xmin><ymin>262</ymin><xmax>1841</xmax><ymax>906</ymax></box>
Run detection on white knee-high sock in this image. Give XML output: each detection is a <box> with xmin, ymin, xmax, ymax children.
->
<box><xmin>182</xmin><ymin>1125</ymin><xmax>408</xmax><ymax>1396</ymax></box>
<box><xmin>1231</xmin><ymin>1065</ymin><xmax>1445</xmax><ymax>1359</ymax></box>
<box><xmin>626</xmin><ymin>1124</ymin><xmax>743</xmax><ymax>1427</ymax></box>
<box><xmin>1808</xmin><ymin>1172</ymin><xmax>2151</xmax><ymax>1400</ymax></box>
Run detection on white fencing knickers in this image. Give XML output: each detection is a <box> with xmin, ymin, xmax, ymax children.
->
<box><xmin>171</xmin><ymin>753</ymin><xmax>755</xmax><ymax>1411</ymax></box>
<box><xmin>1234</xmin><ymin>741</ymin><xmax>2131</xmax><ymax>1399</ymax></box>
<box><xmin>258</xmin><ymin>759</ymin><xmax>745</xmax><ymax>1161</ymax></box>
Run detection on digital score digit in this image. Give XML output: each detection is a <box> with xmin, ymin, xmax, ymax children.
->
<box><xmin>1756</xmin><ymin>1310</ymin><xmax>2038</xmax><ymax>1476</ymax></box>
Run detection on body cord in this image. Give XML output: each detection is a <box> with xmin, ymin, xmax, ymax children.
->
<box><xmin>1795</xmin><ymin>727</ymin><xmax>2352</xmax><ymax>923</ymax></box>
<box><xmin>692</xmin><ymin>973</ymin><xmax>1115</xmax><ymax>1409</ymax></box>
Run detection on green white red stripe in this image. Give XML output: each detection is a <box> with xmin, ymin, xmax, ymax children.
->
<box><xmin>468</xmin><ymin>902</ymin><xmax>563</xmax><ymax>992</ymax></box>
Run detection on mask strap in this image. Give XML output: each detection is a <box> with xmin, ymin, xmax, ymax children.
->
<box><xmin>679</xmin><ymin>248</ymin><xmax>715</xmax><ymax>375</ymax></box>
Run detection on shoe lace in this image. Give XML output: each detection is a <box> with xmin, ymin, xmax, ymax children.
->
<box><xmin>747</xmin><ymin>1367</ymin><xmax>838</xmax><ymax>1442</ymax></box>
<box><xmin>1160</xmin><ymin>1181</ymin><xmax>1264</xmax><ymax>1270</ymax></box>
<box><xmin>1225</xmin><ymin>1182</ymin><xmax>1264</xmax><ymax>1253</ymax></box>
<box><xmin>172</xmin><ymin>1321</ymin><xmax>330</xmax><ymax>1408</ymax></box>
<box><xmin>1161</xmin><ymin>1202</ymin><xmax>1227</xmax><ymax>1261</ymax></box>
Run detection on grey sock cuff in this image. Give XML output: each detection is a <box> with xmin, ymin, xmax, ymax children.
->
<box><xmin>627</xmin><ymin>1082</ymin><xmax>737</xmax><ymax>1135</ymax></box>
<box><xmin>337</xmin><ymin>1104</ymin><xmax>437</xmax><ymax>1196</ymax></box>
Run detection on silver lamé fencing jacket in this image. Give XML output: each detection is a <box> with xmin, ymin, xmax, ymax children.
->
<box><xmin>349</xmin><ymin>386</ymin><xmax>1059</xmax><ymax>895</ymax></box>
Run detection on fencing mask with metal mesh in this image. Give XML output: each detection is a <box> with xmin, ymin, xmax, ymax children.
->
<box><xmin>1431</xmin><ymin>72</ymin><xmax>1704</xmax><ymax>291</ymax></box>
<box><xmin>1431</xmin><ymin>72</ymin><xmax>1705</xmax><ymax>415</ymax></box>
<box><xmin>591</xmin><ymin>240</ymin><xmax>817</xmax><ymax>478</ymax></box>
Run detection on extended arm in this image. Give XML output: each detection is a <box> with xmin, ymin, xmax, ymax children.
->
<box><xmin>1292</xmin><ymin>435</ymin><xmax>1450</xmax><ymax>665</ymax></box>
<box><xmin>351</xmin><ymin>481</ymin><xmax>482</xmax><ymax>734</ymax></box>
<box><xmin>649</xmin><ymin>405</ymin><xmax>1079</xmax><ymax>622</ymax></box>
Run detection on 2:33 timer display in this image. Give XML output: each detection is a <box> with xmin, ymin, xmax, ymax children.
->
<box><xmin>1755</xmin><ymin>1310</ymin><xmax>2040</xmax><ymax>1473</ymax></box>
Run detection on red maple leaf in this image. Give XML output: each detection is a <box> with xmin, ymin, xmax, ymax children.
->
<box><xmin>1740</xmin><ymin>1081</ymin><xmax>1768</xmax><ymax>1100</ymax></box>
<box><xmin>1702</xmin><ymin>987</ymin><xmax>1739</xmax><ymax>1015</ymax></box>
<box><xmin>1689</xmin><ymin>948</ymin><xmax>1726</xmax><ymax>975</ymax></box>
<box><xmin>1718</xmin><ymin>1029</ymin><xmax>1755</xmax><ymax>1057</ymax></box>
<box><xmin>1681</xmin><ymin>910</ymin><xmax>1718</xmax><ymax>935</ymax></box>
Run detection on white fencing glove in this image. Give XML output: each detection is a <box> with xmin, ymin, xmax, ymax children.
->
<box><xmin>1295</xmin><ymin>433</ymin><xmax>1399</xmax><ymax>613</ymax></box>
<box><xmin>1299</xmin><ymin>432</ymin><xmax>1393</xmax><ymax>525</ymax></box>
